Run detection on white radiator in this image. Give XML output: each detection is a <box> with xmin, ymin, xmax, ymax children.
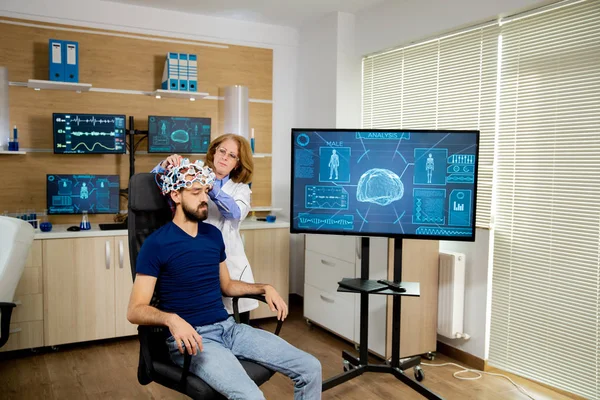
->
<box><xmin>437</xmin><ymin>251</ymin><xmax>469</xmax><ymax>339</ymax></box>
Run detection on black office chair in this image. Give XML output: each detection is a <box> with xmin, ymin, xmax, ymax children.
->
<box><xmin>127</xmin><ymin>173</ymin><xmax>283</xmax><ymax>399</ymax></box>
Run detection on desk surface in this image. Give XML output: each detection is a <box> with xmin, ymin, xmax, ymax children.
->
<box><xmin>337</xmin><ymin>281</ymin><xmax>420</xmax><ymax>297</ymax></box>
<box><xmin>34</xmin><ymin>220</ymin><xmax>290</xmax><ymax>240</ymax></box>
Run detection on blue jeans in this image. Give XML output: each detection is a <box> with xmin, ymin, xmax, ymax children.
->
<box><xmin>167</xmin><ymin>317</ymin><xmax>322</xmax><ymax>400</ymax></box>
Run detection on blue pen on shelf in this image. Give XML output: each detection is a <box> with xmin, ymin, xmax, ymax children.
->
<box><xmin>250</xmin><ymin>128</ymin><xmax>255</xmax><ymax>154</ymax></box>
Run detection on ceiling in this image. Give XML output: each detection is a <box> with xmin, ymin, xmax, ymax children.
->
<box><xmin>104</xmin><ymin>0</ymin><xmax>386</xmax><ymax>28</ymax></box>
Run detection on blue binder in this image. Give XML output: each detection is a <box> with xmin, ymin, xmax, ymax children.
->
<box><xmin>49</xmin><ymin>39</ymin><xmax>64</xmax><ymax>81</ymax></box>
<box><xmin>63</xmin><ymin>41</ymin><xmax>79</xmax><ymax>82</ymax></box>
<box><xmin>178</xmin><ymin>53</ymin><xmax>189</xmax><ymax>91</ymax></box>
<box><xmin>188</xmin><ymin>54</ymin><xmax>198</xmax><ymax>92</ymax></box>
<box><xmin>161</xmin><ymin>52</ymin><xmax>179</xmax><ymax>90</ymax></box>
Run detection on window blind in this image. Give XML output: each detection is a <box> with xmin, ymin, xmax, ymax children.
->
<box><xmin>489</xmin><ymin>1</ymin><xmax>600</xmax><ymax>398</ymax></box>
<box><xmin>362</xmin><ymin>25</ymin><xmax>499</xmax><ymax>228</ymax></box>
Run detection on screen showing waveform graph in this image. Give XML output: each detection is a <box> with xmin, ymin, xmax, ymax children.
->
<box><xmin>47</xmin><ymin>174</ymin><xmax>120</xmax><ymax>214</ymax></box>
<box><xmin>290</xmin><ymin>129</ymin><xmax>479</xmax><ymax>241</ymax></box>
<box><xmin>53</xmin><ymin>113</ymin><xmax>126</xmax><ymax>154</ymax></box>
<box><xmin>148</xmin><ymin>116</ymin><xmax>211</xmax><ymax>154</ymax></box>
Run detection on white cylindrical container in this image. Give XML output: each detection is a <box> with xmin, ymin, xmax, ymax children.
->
<box><xmin>0</xmin><ymin>67</ymin><xmax>9</xmax><ymax>150</ymax></box>
<box><xmin>223</xmin><ymin>85</ymin><xmax>249</xmax><ymax>139</ymax></box>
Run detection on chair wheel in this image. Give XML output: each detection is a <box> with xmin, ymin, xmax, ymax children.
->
<box><xmin>414</xmin><ymin>365</ymin><xmax>424</xmax><ymax>382</ymax></box>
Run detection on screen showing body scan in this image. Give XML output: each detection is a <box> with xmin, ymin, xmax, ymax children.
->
<box><xmin>148</xmin><ymin>116</ymin><xmax>212</xmax><ymax>153</ymax></box>
<box><xmin>53</xmin><ymin>113</ymin><xmax>126</xmax><ymax>154</ymax></box>
<box><xmin>47</xmin><ymin>174</ymin><xmax>120</xmax><ymax>214</ymax></box>
<box><xmin>291</xmin><ymin>129</ymin><xmax>479</xmax><ymax>240</ymax></box>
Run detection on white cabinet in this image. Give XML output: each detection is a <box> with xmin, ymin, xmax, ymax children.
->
<box><xmin>304</xmin><ymin>234</ymin><xmax>388</xmax><ymax>357</ymax></box>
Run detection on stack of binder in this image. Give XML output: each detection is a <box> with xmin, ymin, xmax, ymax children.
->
<box><xmin>49</xmin><ymin>39</ymin><xmax>79</xmax><ymax>83</ymax></box>
<box><xmin>161</xmin><ymin>52</ymin><xmax>198</xmax><ymax>92</ymax></box>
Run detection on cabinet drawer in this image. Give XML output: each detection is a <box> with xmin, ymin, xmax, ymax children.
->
<box><xmin>305</xmin><ymin>234</ymin><xmax>357</xmax><ymax>264</ymax></box>
<box><xmin>15</xmin><ymin>267</ymin><xmax>42</xmax><ymax>296</ymax></box>
<box><xmin>11</xmin><ymin>293</ymin><xmax>43</xmax><ymax>322</ymax></box>
<box><xmin>25</xmin><ymin>240</ymin><xmax>42</xmax><ymax>268</ymax></box>
<box><xmin>0</xmin><ymin>321</ymin><xmax>44</xmax><ymax>352</ymax></box>
<box><xmin>304</xmin><ymin>284</ymin><xmax>355</xmax><ymax>341</ymax></box>
<box><xmin>305</xmin><ymin>250</ymin><xmax>355</xmax><ymax>293</ymax></box>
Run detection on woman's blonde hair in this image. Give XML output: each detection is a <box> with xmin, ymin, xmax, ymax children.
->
<box><xmin>205</xmin><ymin>133</ymin><xmax>254</xmax><ymax>184</ymax></box>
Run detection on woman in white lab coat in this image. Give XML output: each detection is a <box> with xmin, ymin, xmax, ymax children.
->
<box><xmin>154</xmin><ymin>134</ymin><xmax>258</xmax><ymax>323</ymax></box>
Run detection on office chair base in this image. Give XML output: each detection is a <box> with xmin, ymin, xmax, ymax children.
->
<box><xmin>322</xmin><ymin>350</ymin><xmax>443</xmax><ymax>400</ymax></box>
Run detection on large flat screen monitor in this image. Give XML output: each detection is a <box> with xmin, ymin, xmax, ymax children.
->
<box><xmin>53</xmin><ymin>113</ymin><xmax>126</xmax><ymax>154</ymax></box>
<box><xmin>147</xmin><ymin>115</ymin><xmax>211</xmax><ymax>153</ymax></box>
<box><xmin>290</xmin><ymin>129</ymin><xmax>479</xmax><ymax>241</ymax></box>
<box><xmin>47</xmin><ymin>174</ymin><xmax>120</xmax><ymax>214</ymax></box>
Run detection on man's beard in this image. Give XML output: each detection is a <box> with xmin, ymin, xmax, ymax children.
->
<box><xmin>182</xmin><ymin>200</ymin><xmax>208</xmax><ymax>222</ymax></box>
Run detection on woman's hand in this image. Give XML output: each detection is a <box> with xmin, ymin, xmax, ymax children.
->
<box><xmin>160</xmin><ymin>154</ymin><xmax>183</xmax><ymax>170</ymax></box>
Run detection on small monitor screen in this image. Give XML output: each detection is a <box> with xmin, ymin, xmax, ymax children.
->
<box><xmin>290</xmin><ymin>129</ymin><xmax>479</xmax><ymax>241</ymax></box>
<box><xmin>47</xmin><ymin>174</ymin><xmax>120</xmax><ymax>214</ymax></box>
<box><xmin>53</xmin><ymin>113</ymin><xmax>126</xmax><ymax>154</ymax></box>
<box><xmin>148</xmin><ymin>115</ymin><xmax>211</xmax><ymax>153</ymax></box>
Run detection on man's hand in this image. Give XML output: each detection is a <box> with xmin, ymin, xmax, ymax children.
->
<box><xmin>160</xmin><ymin>154</ymin><xmax>183</xmax><ymax>170</ymax></box>
<box><xmin>264</xmin><ymin>285</ymin><xmax>288</xmax><ymax>321</ymax></box>
<box><xmin>167</xmin><ymin>314</ymin><xmax>203</xmax><ymax>355</ymax></box>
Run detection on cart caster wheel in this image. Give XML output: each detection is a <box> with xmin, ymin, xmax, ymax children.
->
<box><xmin>305</xmin><ymin>319</ymin><xmax>312</xmax><ymax>327</ymax></box>
<box><xmin>426</xmin><ymin>352</ymin><xmax>436</xmax><ymax>361</ymax></box>
<box><xmin>414</xmin><ymin>366</ymin><xmax>424</xmax><ymax>382</ymax></box>
<box><xmin>343</xmin><ymin>360</ymin><xmax>352</xmax><ymax>372</ymax></box>
<box><xmin>50</xmin><ymin>346</ymin><xmax>59</xmax><ymax>351</ymax></box>
<box><xmin>354</xmin><ymin>343</ymin><xmax>360</xmax><ymax>351</ymax></box>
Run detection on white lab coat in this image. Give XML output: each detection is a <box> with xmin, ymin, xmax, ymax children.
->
<box><xmin>205</xmin><ymin>179</ymin><xmax>259</xmax><ymax>314</ymax></box>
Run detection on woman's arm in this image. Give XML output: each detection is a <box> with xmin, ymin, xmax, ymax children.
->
<box><xmin>209</xmin><ymin>183</ymin><xmax>251</xmax><ymax>222</ymax></box>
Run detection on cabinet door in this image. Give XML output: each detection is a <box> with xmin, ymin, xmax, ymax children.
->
<box><xmin>244</xmin><ymin>229</ymin><xmax>290</xmax><ymax>320</ymax></box>
<box><xmin>44</xmin><ymin>237</ymin><xmax>116</xmax><ymax>346</ymax></box>
<box><xmin>386</xmin><ymin>239</ymin><xmax>439</xmax><ymax>358</ymax></box>
<box><xmin>114</xmin><ymin>236</ymin><xmax>138</xmax><ymax>337</ymax></box>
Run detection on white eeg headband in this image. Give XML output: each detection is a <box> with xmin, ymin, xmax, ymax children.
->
<box><xmin>158</xmin><ymin>158</ymin><xmax>216</xmax><ymax>195</ymax></box>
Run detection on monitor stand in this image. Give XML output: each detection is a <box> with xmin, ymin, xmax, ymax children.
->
<box><xmin>322</xmin><ymin>237</ymin><xmax>444</xmax><ymax>400</ymax></box>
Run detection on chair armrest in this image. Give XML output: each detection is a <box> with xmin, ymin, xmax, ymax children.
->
<box><xmin>0</xmin><ymin>302</ymin><xmax>17</xmax><ymax>348</ymax></box>
<box><xmin>137</xmin><ymin>324</ymin><xmax>192</xmax><ymax>391</ymax></box>
<box><xmin>231</xmin><ymin>295</ymin><xmax>284</xmax><ymax>336</ymax></box>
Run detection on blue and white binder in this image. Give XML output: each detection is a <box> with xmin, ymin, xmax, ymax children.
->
<box><xmin>178</xmin><ymin>53</ymin><xmax>189</xmax><ymax>91</ymax></box>
<box><xmin>49</xmin><ymin>39</ymin><xmax>64</xmax><ymax>82</ymax></box>
<box><xmin>161</xmin><ymin>52</ymin><xmax>179</xmax><ymax>90</ymax></box>
<box><xmin>188</xmin><ymin>54</ymin><xmax>198</xmax><ymax>92</ymax></box>
<box><xmin>63</xmin><ymin>41</ymin><xmax>79</xmax><ymax>82</ymax></box>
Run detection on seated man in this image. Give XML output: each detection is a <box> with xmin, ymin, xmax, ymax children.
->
<box><xmin>127</xmin><ymin>160</ymin><xmax>322</xmax><ymax>400</ymax></box>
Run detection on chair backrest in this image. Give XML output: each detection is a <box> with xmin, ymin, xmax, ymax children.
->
<box><xmin>127</xmin><ymin>173</ymin><xmax>173</xmax><ymax>283</ymax></box>
<box><xmin>0</xmin><ymin>217</ymin><xmax>35</xmax><ymax>302</ymax></box>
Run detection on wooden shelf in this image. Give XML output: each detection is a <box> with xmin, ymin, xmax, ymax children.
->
<box><xmin>0</xmin><ymin>150</ymin><xmax>26</xmax><ymax>154</ymax></box>
<box><xmin>250</xmin><ymin>206</ymin><xmax>282</xmax><ymax>212</ymax></box>
<box><xmin>153</xmin><ymin>89</ymin><xmax>209</xmax><ymax>100</ymax></box>
<box><xmin>27</xmin><ymin>79</ymin><xmax>92</xmax><ymax>92</ymax></box>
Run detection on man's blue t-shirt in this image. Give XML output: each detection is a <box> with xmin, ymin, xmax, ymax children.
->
<box><xmin>136</xmin><ymin>221</ymin><xmax>229</xmax><ymax>327</ymax></box>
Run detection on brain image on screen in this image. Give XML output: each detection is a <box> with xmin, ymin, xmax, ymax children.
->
<box><xmin>356</xmin><ymin>168</ymin><xmax>404</xmax><ymax>206</ymax></box>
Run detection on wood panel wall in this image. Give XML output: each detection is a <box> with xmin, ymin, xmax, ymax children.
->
<box><xmin>0</xmin><ymin>17</ymin><xmax>273</xmax><ymax>224</ymax></box>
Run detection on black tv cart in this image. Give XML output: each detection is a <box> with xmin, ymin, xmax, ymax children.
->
<box><xmin>322</xmin><ymin>237</ymin><xmax>444</xmax><ymax>400</ymax></box>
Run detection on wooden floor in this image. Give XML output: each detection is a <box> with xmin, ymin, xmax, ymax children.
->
<box><xmin>0</xmin><ymin>300</ymin><xmax>576</xmax><ymax>400</ymax></box>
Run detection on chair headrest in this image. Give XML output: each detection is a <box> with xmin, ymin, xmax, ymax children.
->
<box><xmin>128</xmin><ymin>173</ymin><xmax>171</xmax><ymax>212</ymax></box>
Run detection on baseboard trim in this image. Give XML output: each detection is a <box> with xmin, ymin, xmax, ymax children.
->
<box><xmin>436</xmin><ymin>341</ymin><xmax>485</xmax><ymax>370</ymax></box>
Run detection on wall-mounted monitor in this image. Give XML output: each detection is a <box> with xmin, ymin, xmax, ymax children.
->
<box><xmin>147</xmin><ymin>115</ymin><xmax>211</xmax><ymax>154</ymax></box>
<box><xmin>53</xmin><ymin>113</ymin><xmax>126</xmax><ymax>154</ymax></box>
<box><xmin>47</xmin><ymin>174</ymin><xmax>120</xmax><ymax>214</ymax></box>
<box><xmin>290</xmin><ymin>129</ymin><xmax>479</xmax><ymax>241</ymax></box>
